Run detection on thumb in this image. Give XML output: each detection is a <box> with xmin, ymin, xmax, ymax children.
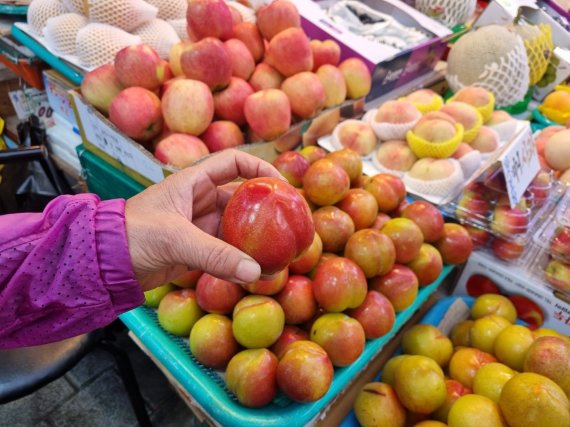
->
<box><xmin>184</xmin><ymin>225</ymin><xmax>261</xmax><ymax>284</ymax></box>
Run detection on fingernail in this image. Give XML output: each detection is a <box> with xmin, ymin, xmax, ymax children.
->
<box><xmin>236</xmin><ymin>259</ymin><xmax>261</xmax><ymax>283</ymax></box>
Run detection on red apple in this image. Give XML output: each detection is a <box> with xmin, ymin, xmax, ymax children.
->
<box><xmin>465</xmin><ymin>225</ymin><xmax>491</xmax><ymax>248</ymax></box>
<box><xmin>161</xmin><ymin>79</ymin><xmax>214</xmax><ymax>135</ymax></box>
<box><xmin>256</xmin><ymin>0</ymin><xmax>300</xmax><ymax>41</ymax></box>
<box><xmin>369</xmin><ymin>265</ymin><xmax>419</xmax><ymax>312</ymax></box>
<box><xmin>346</xmin><ymin>290</ymin><xmax>395</xmax><ymax>339</ymax></box>
<box><xmin>189</xmin><ymin>314</ymin><xmax>239</xmax><ymax>369</ymax></box>
<box><xmin>242</xmin><ymin>267</ymin><xmax>289</xmax><ymax>295</ymax></box>
<box><xmin>491</xmin><ymin>205</ymin><xmax>530</xmax><ymax>236</ymax></box>
<box><xmin>365</xmin><ymin>173</ymin><xmax>406</xmax><ymax>213</ymax></box>
<box><xmin>154</xmin><ymin>133</ymin><xmax>209</xmax><ymax>168</ymax></box>
<box><xmin>406</xmin><ymin>243</ymin><xmax>443</xmax><ymax>286</ymax></box>
<box><xmin>269</xmin><ymin>325</ymin><xmax>309</xmax><ymax>359</ymax></box>
<box><xmin>244</xmin><ymin>89</ymin><xmax>291</xmax><ymax>141</ymax></box>
<box><xmin>180</xmin><ymin>37</ymin><xmax>232</xmax><ymax>91</ymax></box>
<box><xmin>81</xmin><ymin>64</ymin><xmax>124</xmax><ymax>115</ymax></box>
<box><xmin>491</xmin><ymin>238</ymin><xmax>524</xmax><ymax>262</ymax></box>
<box><xmin>310</xmin><ymin>313</ymin><xmax>365</xmax><ymax>366</ymax></box>
<box><xmin>289</xmin><ymin>232</ymin><xmax>322</xmax><ymax>274</ymax></box>
<box><xmin>212</xmin><ymin>77</ymin><xmax>253</xmax><ymax>126</ymax></box>
<box><xmin>109</xmin><ymin>87</ymin><xmax>162</xmax><ymax>142</ymax></box>
<box><xmin>344</xmin><ymin>229</ymin><xmax>396</xmax><ymax>278</ymax></box>
<box><xmin>336</xmin><ymin>189</ymin><xmax>379</xmax><ymax>230</ymax></box>
<box><xmin>281</xmin><ymin>71</ymin><xmax>326</xmax><ymax>119</ymax></box>
<box><xmin>434</xmin><ymin>223</ymin><xmax>473</xmax><ymax>265</ymax></box>
<box><xmin>544</xmin><ymin>259</ymin><xmax>570</xmax><ymax>292</ymax></box>
<box><xmin>200</xmin><ymin>120</ymin><xmax>244</xmax><ymax>152</ymax></box>
<box><xmin>338</xmin><ymin>58</ymin><xmax>372</xmax><ymax>99</ymax></box>
<box><xmin>232</xmin><ymin>22</ymin><xmax>264</xmax><ymax>63</ymax></box>
<box><xmin>224</xmin><ymin>38</ymin><xmax>255</xmax><ymax>80</ymax></box>
<box><xmin>222</xmin><ymin>177</ymin><xmax>314</xmax><ymax>275</ymax></box>
<box><xmin>195</xmin><ymin>273</ymin><xmax>246</xmax><ymax>314</ymax></box>
<box><xmin>187</xmin><ymin>0</ymin><xmax>233</xmax><ymax>41</ymax></box>
<box><xmin>275</xmin><ymin>275</ymin><xmax>318</xmax><ymax>325</ymax></box>
<box><xmin>310</xmin><ymin>39</ymin><xmax>341</xmax><ymax>71</ymax></box>
<box><xmin>381</xmin><ymin>218</ymin><xmax>424</xmax><ymax>264</ymax></box>
<box><xmin>550</xmin><ymin>227</ymin><xmax>570</xmax><ymax>261</ymax></box>
<box><xmin>265</xmin><ymin>28</ymin><xmax>313</xmax><ymax>77</ymax></box>
<box><xmin>272</xmin><ymin>151</ymin><xmax>310</xmax><ymax>188</ymax></box>
<box><xmin>114</xmin><ymin>44</ymin><xmax>167</xmax><ymax>90</ymax></box>
<box><xmin>302</xmin><ymin>158</ymin><xmax>350</xmax><ymax>206</ymax></box>
<box><xmin>248</xmin><ymin>63</ymin><xmax>284</xmax><ymax>92</ymax></box>
<box><xmin>312</xmin><ymin>206</ymin><xmax>355</xmax><ymax>253</ymax></box>
<box><xmin>312</xmin><ymin>257</ymin><xmax>367</xmax><ymax>312</ymax></box>
<box><xmin>401</xmin><ymin>201</ymin><xmax>445</xmax><ymax>243</ymax></box>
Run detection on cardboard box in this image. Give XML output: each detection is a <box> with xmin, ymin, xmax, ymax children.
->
<box><xmin>292</xmin><ymin>0</ymin><xmax>452</xmax><ymax>100</ymax></box>
<box><xmin>68</xmin><ymin>89</ymin><xmax>365</xmax><ymax>187</ymax></box>
<box><xmin>453</xmin><ymin>250</ymin><xmax>570</xmax><ymax>335</ymax></box>
<box><xmin>42</xmin><ymin>69</ymin><xmax>79</xmax><ymax>129</ymax></box>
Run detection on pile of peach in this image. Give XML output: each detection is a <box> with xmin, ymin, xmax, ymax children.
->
<box><xmin>353</xmin><ymin>294</ymin><xmax>570</xmax><ymax>427</ymax></box>
<box><xmin>145</xmin><ymin>146</ymin><xmax>474</xmax><ymax>409</ymax></box>
<box><xmin>534</xmin><ymin>124</ymin><xmax>570</xmax><ymax>185</ymax></box>
<box><xmin>80</xmin><ymin>0</ymin><xmax>372</xmax><ymax>170</ymax></box>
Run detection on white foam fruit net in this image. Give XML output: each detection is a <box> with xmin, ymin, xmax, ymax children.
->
<box><xmin>145</xmin><ymin>0</ymin><xmax>186</xmax><ymax>20</ymax></box>
<box><xmin>166</xmin><ymin>19</ymin><xmax>189</xmax><ymax>41</ymax></box>
<box><xmin>133</xmin><ymin>19</ymin><xmax>181</xmax><ymax>59</ymax></box>
<box><xmin>27</xmin><ymin>0</ymin><xmax>67</xmax><ymax>35</ymax></box>
<box><xmin>415</xmin><ymin>0</ymin><xmax>476</xmax><ymax>28</ymax></box>
<box><xmin>446</xmin><ymin>27</ymin><xmax>530</xmax><ymax>108</ymax></box>
<box><xmin>62</xmin><ymin>0</ymin><xmax>86</xmax><ymax>14</ymax></box>
<box><xmin>44</xmin><ymin>13</ymin><xmax>88</xmax><ymax>55</ymax></box>
<box><xmin>403</xmin><ymin>159</ymin><xmax>465</xmax><ymax>199</ymax></box>
<box><xmin>76</xmin><ymin>23</ymin><xmax>142</xmax><ymax>68</ymax></box>
<box><xmin>86</xmin><ymin>0</ymin><xmax>158</xmax><ymax>32</ymax></box>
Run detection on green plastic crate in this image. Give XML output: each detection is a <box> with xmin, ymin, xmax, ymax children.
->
<box><xmin>77</xmin><ymin>144</ymin><xmax>146</xmax><ymax>200</ymax></box>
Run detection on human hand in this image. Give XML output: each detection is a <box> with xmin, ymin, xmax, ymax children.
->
<box><xmin>125</xmin><ymin>149</ymin><xmax>284</xmax><ymax>291</ymax></box>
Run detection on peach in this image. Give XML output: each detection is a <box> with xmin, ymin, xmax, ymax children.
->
<box><xmin>336</xmin><ymin>188</ymin><xmax>378</xmax><ymax>230</ymax></box>
<box><xmin>269</xmin><ymin>325</ymin><xmax>309</xmax><ymax>359</ymax></box>
<box><xmin>413</xmin><ymin>118</ymin><xmax>457</xmax><ymax>143</ymax></box>
<box><xmin>231</xmin><ymin>22</ymin><xmax>264</xmax><ymax>62</ymax></box>
<box><xmin>281</xmin><ymin>71</ymin><xmax>326</xmax><ymax>119</ymax></box>
<box><xmin>248</xmin><ymin>63</ymin><xmax>284</xmax><ymax>91</ymax></box>
<box><xmin>327</xmin><ymin>148</ymin><xmax>363</xmax><ymax>183</ymax></box>
<box><xmin>316</xmin><ymin>64</ymin><xmax>347</xmax><ymax>107</ymax></box>
<box><xmin>312</xmin><ymin>206</ymin><xmax>355</xmax><ymax>253</ymax></box>
<box><xmin>408</xmin><ymin>158</ymin><xmax>457</xmax><ymax>180</ymax></box>
<box><xmin>354</xmin><ymin>382</ymin><xmax>406</xmax><ymax>427</ymax></box>
<box><xmin>452</xmin><ymin>142</ymin><xmax>474</xmax><ymax>159</ymax></box>
<box><xmin>441</xmin><ymin>101</ymin><xmax>480</xmax><ymax>131</ymax></box>
<box><xmin>232</xmin><ymin>295</ymin><xmax>285</xmax><ymax>348</ymax></box>
<box><xmin>401</xmin><ymin>200</ymin><xmax>444</xmax><ymax>243</ymax></box>
<box><xmin>545</xmin><ymin>129</ymin><xmax>570</xmax><ymax>171</ymax></box>
<box><xmin>303</xmin><ymin>158</ymin><xmax>350</xmax><ymax>206</ymax></box>
<box><xmin>422</xmin><ymin>110</ymin><xmax>456</xmax><ymax>124</ymax></box>
<box><xmin>265</xmin><ymin>27</ymin><xmax>312</xmax><ymax>77</ymax></box>
<box><xmin>375</xmin><ymin>100</ymin><xmax>421</xmax><ymax>124</ymax></box>
<box><xmin>81</xmin><ymin>63</ymin><xmax>124</xmax><ymax>115</ymax></box>
<box><xmin>154</xmin><ymin>133</ymin><xmax>208</xmax><ymax>168</ymax></box>
<box><xmin>453</xmin><ymin>86</ymin><xmax>493</xmax><ymax>108</ymax></box>
<box><xmin>242</xmin><ymin>267</ymin><xmax>289</xmax><ymax>295</ymax></box>
<box><xmin>256</xmin><ymin>0</ymin><xmax>300</xmax><ymax>41</ymax></box>
<box><xmin>404</xmin><ymin>89</ymin><xmax>443</xmax><ymax>111</ymax></box>
<box><xmin>114</xmin><ymin>44</ymin><xmax>167</xmax><ymax>90</ymax></box>
<box><xmin>180</xmin><ymin>37</ymin><xmax>232</xmax><ymax>91</ymax></box>
<box><xmin>162</xmin><ymin>79</ymin><xmax>214</xmax><ymax>135</ymax></box>
<box><xmin>244</xmin><ymin>89</ymin><xmax>291</xmax><ymax>141</ymax></box>
<box><xmin>535</xmin><ymin>126</ymin><xmax>563</xmax><ymax>157</ymax></box>
<box><xmin>311</xmin><ymin>39</ymin><xmax>341</xmax><ymax>71</ymax></box>
<box><xmin>346</xmin><ymin>290</ymin><xmax>395</xmax><ymax>339</ymax></box>
<box><xmin>225</xmin><ymin>348</ymin><xmax>278</xmax><ymax>407</ymax></box>
<box><xmin>335</xmin><ymin>120</ymin><xmax>377</xmax><ymax>156</ymax></box>
<box><xmin>310</xmin><ymin>313</ymin><xmax>365</xmax><ymax>366</ymax></box>
<box><xmin>224</xmin><ymin>38</ymin><xmax>255</xmax><ymax>80</ymax></box>
<box><xmin>471</xmin><ymin>126</ymin><xmax>499</xmax><ymax>153</ymax></box>
<box><xmin>195</xmin><ymin>273</ymin><xmax>246</xmax><ymax>314</ymax></box>
<box><xmin>289</xmin><ymin>232</ymin><xmax>322</xmax><ymax>274</ymax></box>
<box><xmin>369</xmin><ymin>264</ymin><xmax>419</xmax><ymax>312</ymax></box>
<box><xmin>277</xmin><ymin>340</ymin><xmax>333</xmax><ymax>402</ymax></box>
<box><xmin>213</xmin><ymin>77</ymin><xmax>253</xmax><ymax>126</ymax></box>
<box><xmin>187</xmin><ymin>0</ymin><xmax>233</xmax><ymax>41</ymax></box>
<box><xmin>157</xmin><ymin>289</ymin><xmax>204</xmax><ymax>336</ymax></box>
<box><xmin>449</xmin><ymin>347</ymin><xmax>497</xmax><ymax>389</ymax></box>
<box><xmin>109</xmin><ymin>87</ymin><xmax>162</xmax><ymax>142</ymax></box>
<box><xmin>434</xmin><ymin>223</ymin><xmax>473</xmax><ymax>264</ymax></box>
<box><xmin>222</xmin><ymin>177</ymin><xmax>314</xmax><ymax>275</ymax></box>
<box><xmin>365</xmin><ymin>173</ymin><xmax>406</xmax><ymax>212</ymax></box>
<box><xmin>344</xmin><ymin>229</ymin><xmax>396</xmax><ymax>278</ymax></box>
<box><xmin>200</xmin><ymin>120</ymin><xmax>244</xmax><ymax>152</ymax></box>
<box><xmin>407</xmin><ymin>243</ymin><xmax>443</xmax><ymax>286</ymax></box>
<box><xmin>381</xmin><ymin>218</ymin><xmax>424</xmax><ymax>264</ymax></box>
<box><xmin>312</xmin><ymin>257</ymin><xmax>367</xmax><ymax>312</ymax></box>
<box><xmin>487</xmin><ymin>110</ymin><xmax>512</xmax><ymax>126</ymax></box>
<box><xmin>338</xmin><ymin>57</ymin><xmax>372</xmax><ymax>99</ymax></box>
<box><xmin>189</xmin><ymin>314</ymin><xmax>239</xmax><ymax>369</ymax></box>
<box><xmin>375</xmin><ymin>139</ymin><xmax>418</xmax><ymax>171</ymax></box>
<box><xmin>274</xmin><ymin>275</ymin><xmax>318</xmax><ymax>325</ymax></box>
<box><xmin>272</xmin><ymin>151</ymin><xmax>310</xmax><ymax>188</ymax></box>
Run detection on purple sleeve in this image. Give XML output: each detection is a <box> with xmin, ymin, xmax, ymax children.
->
<box><xmin>0</xmin><ymin>194</ymin><xmax>144</xmax><ymax>348</ymax></box>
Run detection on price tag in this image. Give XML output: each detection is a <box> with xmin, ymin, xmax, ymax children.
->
<box><xmin>499</xmin><ymin>121</ymin><xmax>540</xmax><ymax>208</ymax></box>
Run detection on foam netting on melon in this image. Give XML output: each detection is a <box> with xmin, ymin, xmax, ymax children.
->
<box><xmin>446</xmin><ymin>25</ymin><xmax>530</xmax><ymax>108</ymax></box>
<box><xmin>166</xmin><ymin>19</ymin><xmax>189</xmax><ymax>41</ymax></box>
<box><xmin>415</xmin><ymin>0</ymin><xmax>476</xmax><ymax>28</ymax></box>
<box><xmin>76</xmin><ymin>23</ymin><xmax>142</xmax><ymax>68</ymax></box>
<box><xmin>145</xmin><ymin>0</ymin><xmax>186</xmax><ymax>20</ymax></box>
<box><xmin>133</xmin><ymin>19</ymin><xmax>181</xmax><ymax>59</ymax></box>
<box><xmin>62</xmin><ymin>0</ymin><xmax>86</xmax><ymax>15</ymax></box>
<box><xmin>86</xmin><ymin>0</ymin><xmax>158</xmax><ymax>32</ymax></box>
<box><xmin>27</xmin><ymin>0</ymin><xmax>67</xmax><ymax>36</ymax></box>
<box><xmin>44</xmin><ymin>13</ymin><xmax>88</xmax><ymax>55</ymax></box>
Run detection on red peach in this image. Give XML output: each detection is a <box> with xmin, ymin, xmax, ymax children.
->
<box><xmin>375</xmin><ymin>100</ymin><xmax>421</xmax><ymax>124</ymax></box>
<box><xmin>335</xmin><ymin>120</ymin><xmax>377</xmax><ymax>156</ymax></box>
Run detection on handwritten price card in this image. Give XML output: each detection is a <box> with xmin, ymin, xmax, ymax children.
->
<box><xmin>499</xmin><ymin>121</ymin><xmax>540</xmax><ymax>208</ymax></box>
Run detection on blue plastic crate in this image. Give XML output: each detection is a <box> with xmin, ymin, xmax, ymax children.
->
<box><xmin>119</xmin><ymin>266</ymin><xmax>455</xmax><ymax>427</ymax></box>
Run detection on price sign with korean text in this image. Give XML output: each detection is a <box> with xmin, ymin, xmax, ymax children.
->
<box><xmin>499</xmin><ymin>121</ymin><xmax>540</xmax><ymax>208</ymax></box>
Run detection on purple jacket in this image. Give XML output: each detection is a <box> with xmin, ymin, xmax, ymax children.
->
<box><xmin>0</xmin><ymin>194</ymin><xmax>144</xmax><ymax>349</ymax></box>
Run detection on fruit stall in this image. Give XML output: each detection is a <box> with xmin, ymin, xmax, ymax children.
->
<box><xmin>2</xmin><ymin>0</ymin><xmax>570</xmax><ymax>426</ymax></box>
